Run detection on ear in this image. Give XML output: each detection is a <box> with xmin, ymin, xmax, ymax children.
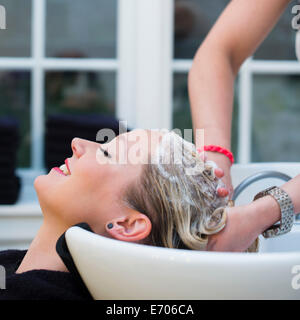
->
<box><xmin>105</xmin><ymin>211</ymin><xmax>152</xmax><ymax>242</ymax></box>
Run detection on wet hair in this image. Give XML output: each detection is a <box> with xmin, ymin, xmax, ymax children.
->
<box><xmin>124</xmin><ymin>131</ymin><xmax>258</xmax><ymax>252</ymax></box>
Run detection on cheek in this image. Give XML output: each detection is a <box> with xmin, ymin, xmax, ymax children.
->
<box><xmin>77</xmin><ymin>161</ymin><xmax>113</xmax><ymax>191</ymax></box>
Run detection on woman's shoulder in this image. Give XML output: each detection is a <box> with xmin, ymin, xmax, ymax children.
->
<box><xmin>0</xmin><ymin>250</ymin><xmax>92</xmax><ymax>300</ymax></box>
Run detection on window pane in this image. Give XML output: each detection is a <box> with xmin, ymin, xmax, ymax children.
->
<box><xmin>45</xmin><ymin>71</ymin><xmax>115</xmax><ymax>115</ymax></box>
<box><xmin>252</xmin><ymin>75</ymin><xmax>300</xmax><ymax>162</ymax></box>
<box><xmin>0</xmin><ymin>0</ymin><xmax>31</xmax><ymax>57</ymax></box>
<box><xmin>0</xmin><ymin>71</ymin><xmax>31</xmax><ymax>167</ymax></box>
<box><xmin>174</xmin><ymin>0</ymin><xmax>229</xmax><ymax>59</ymax></box>
<box><xmin>172</xmin><ymin>73</ymin><xmax>239</xmax><ymax>157</ymax></box>
<box><xmin>173</xmin><ymin>74</ymin><xmax>192</xmax><ymax>133</ymax></box>
<box><xmin>45</xmin><ymin>71</ymin><xmax>116</xmax><ymax>169</ymax></box>
<box><xmin>254</xmin><ymin>2</ymin><xmax>296</xmax><ymax>60</ymax></box>
<box><xmin>46</xmin><ymin>0</ymin><xmax>117</xmax><ymax>58</ymax></box>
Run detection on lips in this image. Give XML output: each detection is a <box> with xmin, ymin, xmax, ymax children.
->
<box><xmin>65</xmin><ymin>159</ymin><xmax>71</xmax><ymax>175</ymax></box>
<box><xmin>53</xmin><ymin>159</ymin><xmax>71</xmax><ymax>176</ymax></box>
<box><xmin>53</xmin><ymin>167</ymin><xmax>66</xmax><ymax>176</ymax></box>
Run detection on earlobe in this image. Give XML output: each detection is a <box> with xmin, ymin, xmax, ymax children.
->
<box><xmin>105</xmin><ymin>212</ymin><xmax>152</xmax><ymax>242</ymax></box>
<box><xmin>107</xmin><ymin>222</ymin><xmax>114</xmax><ymax>229</ymax></box>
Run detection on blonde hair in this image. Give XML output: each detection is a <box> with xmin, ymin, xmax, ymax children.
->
<box><xmin>124</xmin><ymin>131</ymin><xmax>258</xmax><ymax>252</ymax></box>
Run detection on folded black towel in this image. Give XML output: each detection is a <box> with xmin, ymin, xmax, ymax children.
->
<box><xmin>46</xmin><ymin>113</ymin><xmax>121</xmax><ymax>131</ymax></box>
<box><xmin>0</xmin><ymin>192</ymin><xmax>20</xmax><ymax>205</ymax></box>
<box><xmin>0</xmin><ymin>174</ymin><xmax>20</xmax><ymax>204</ymax></box>
<box><xmin>0</xmin><ymin>166</ymin><xmax>17</xmax><ymax>177</ymax></box>
<box><xmin>0</xmin><ymin>155</ymin><xmax>17</xmax><ymax>166</ymax></box>
<box><xmin>0</xmin><ymin>175</ymin><xmax>20</xmax><ymax>189</ymax></box>
<box><xmin>0</xmin><ymin>117</ymin><xmax>19</xmax><ymax>134</ymax></box>
<box><xmin>0</xmin><ymin>134</ymin><xmax>19</xmax><ymax>143</ymax></box>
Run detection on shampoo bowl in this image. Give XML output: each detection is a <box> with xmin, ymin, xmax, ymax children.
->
<box><xmin>58</xmin><ymin>163</ymin><xmax>300</xmax><ymax>299</ymax></box>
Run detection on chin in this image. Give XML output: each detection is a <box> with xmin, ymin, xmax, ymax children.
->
<box><xmin>34</xmin><ymin>174</ymin><xmax>47</xmax><ymax>193</ymax></box>
<box><xmin>33</xmin><ymin>174</ymin><xmax>58</xmax><ymax>209</ymax></box>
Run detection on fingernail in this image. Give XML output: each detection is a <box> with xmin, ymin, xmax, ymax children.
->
<box><xmin>107</xmin><ymin>223</ymin><xmax>114</xmax><ymax>229</ymax></box>
<box><xmin>217</xmin><ymin>188</ymin><xmax>229</xmax><ymax>197</ymax></box>
<box><xmin>214</xmin><ymin>168</ymin><xmax>224</xmax><ymax>178</ymax></box>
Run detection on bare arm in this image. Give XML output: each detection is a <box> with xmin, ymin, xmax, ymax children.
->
<box><xmin>189</xmin><ymin>0</ymin><xmax>291</xmax><ymax>195</ymax></box>
<box><xmin>207</xmin><ymin>174</ymin><xmax>300</xmax><ymax>252</ymax></box>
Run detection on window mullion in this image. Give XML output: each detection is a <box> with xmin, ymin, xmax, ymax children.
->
<box><xmin>238</xmin><ymin>58</ymin><xmax>253</xmax><ymax>164</ymax></box>
<box><xmin>31</xmin><ymin>0</ymin><xmax>46</xmax><ymax>170</ymax></box>
<box><xmin>134</xmin><ymin>0</ymin><xmax>173</xmax><ymax>130</ymax></box>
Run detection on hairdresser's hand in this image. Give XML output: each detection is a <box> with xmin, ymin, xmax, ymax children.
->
<box><xmin>201</xmin><ymin>151</ymin><xmax>233</xmax><ymax>199</ymax></box>
<box><xmin>206</xmin><ymin>204</ymin><xmax>259</xmax><ymax>252</ymax></box>
<box><xmin>214</xmin><ymin>166</ymin><xmax>232</xmax><ymax>198</ymax></box>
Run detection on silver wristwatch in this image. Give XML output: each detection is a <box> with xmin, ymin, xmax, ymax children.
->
<box><xmin>253</xmin><ymin>186</ymin><xmax>294</xmax><ymax>238</ymax></box>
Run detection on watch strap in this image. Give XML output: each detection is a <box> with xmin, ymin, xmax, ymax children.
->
<box><xmin>253</xmin><ymin>186</ymin><xmax>294</xmax><ymax>238</ymax></box>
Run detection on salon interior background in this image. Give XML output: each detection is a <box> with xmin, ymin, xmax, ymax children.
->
<box><xmin>0</xmin><ymin>0</ymin><xmax>299</xmax><ymax>175</ymax></box>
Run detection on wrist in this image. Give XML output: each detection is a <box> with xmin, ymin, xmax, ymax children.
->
<box><xmin>205</xmin><ymin>151</ymin><xmax>232</xmax><ymax>171</ymax></box>
<box><xmin>248</xmin><ymin>195</ymin><xmax>281</xmax><ymax>235</ymax></box>
<box><xmin>195</xmin><ymin>125</ymin><xmax>233</xmax><ymax>166</ymax></box>
<box><xmin>195</xmin><ymin>126</ymin><xmax>231</xmax><ymax>151</ymax></box>
<box><xmin>281</xmin><ymin>180</ymin><xmax>300</xmax><ymax>214</ymax></box>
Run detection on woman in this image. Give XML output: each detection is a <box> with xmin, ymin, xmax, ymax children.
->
<box><xmin>0</xmin><ymin>129</ymin><xmax>299</xmax><ymax>300</ymax></box>
<box><xmin>0</xmin><ymin>130</ymin><xmax>238</xmax><ymax>300</ymax></box>
<box><xmin>16</xmin><ymin>129</ymin><xmax>234</xmax><ymax>272</ymax></box>
<box><xmin>0</xmin><ymin>0</ymin><xmax>297</xmax><ymax>300</ymax></box>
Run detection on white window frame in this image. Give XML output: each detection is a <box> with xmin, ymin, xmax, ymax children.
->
<box><xmin>173</xmin><ymin>57</ymin><xmax>300</xmax><ymax>164</ymax></box>
<box><xmin>238</xmin><ymin>57</ymin><xmax>300</xmax><ymax>163</ymax></box>
<box><xmin>0</xmin><ymin>0</ymin><xmax>118</xmax><ymax>173</ymax></box>
<box><xmin>0</xmin><ymin>0</ymin><xmax>174</xmax><ymax>175</ymax></box>
<box><xmin>117</xmin><ymin>0</ymin><xmax>174</xmax><ymax>130</ymax></box>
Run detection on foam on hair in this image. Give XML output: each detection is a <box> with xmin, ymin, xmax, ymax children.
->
<box><xmin>125</xmin><ymin>130</ymin><xmax>258</xmax><ymax>252</ymax></box>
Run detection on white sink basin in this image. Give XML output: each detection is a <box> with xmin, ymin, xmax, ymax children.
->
<box><xmin>65</xmin><ymin>226</ymin><xmax>300</xmax><ymax>300</ymax></box>
<box><xmin>259</xmin><ymin>224</ymin><xmax>300</xmax><ymax>253</ymax></box>
<box><xmin>63</xmin><ymin>163</ymin><xmax>300</xmax><ymax>300</ymax></box>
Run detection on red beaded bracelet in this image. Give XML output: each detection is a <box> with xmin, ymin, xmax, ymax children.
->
<box><xmin>197</xmin><ymin>145</ymin><xmax>234</xmax><ymax>165</ymax></box>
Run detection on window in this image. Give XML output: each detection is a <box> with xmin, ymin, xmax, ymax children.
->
<box><xmin>172</xmin><ymin>0</ymin><xmax>299</xmax><ymax>163</ymax></box>
<box><xmin>0</xmin><ymin>0</ymin><xmax>298</xmax><ymax>175</ymax></box>
<box><xmin>249</xmin><ymin>1</ymin><xmax>300</xmax><ymax>163</ymax></box>
<box><xmin>0</xmin><ymin>0</ymin><xmax>117</xmax><ymax>172</ymax></box>
<box><xmin>173</xmin><ymin>0</ymin><xmax>237</xmax><ymax>150</ymax></box>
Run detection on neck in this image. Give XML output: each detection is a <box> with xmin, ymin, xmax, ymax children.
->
<box><xmin>16</xmin><ymin>220</ymin><xmax>68</xmax><ymax>274</ymax></box>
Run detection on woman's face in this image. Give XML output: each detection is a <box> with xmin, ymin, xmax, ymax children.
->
<box><xmin>34</xmin><ymin>129</ymin><xmax>164</xmax><ymax>234</ymax></box>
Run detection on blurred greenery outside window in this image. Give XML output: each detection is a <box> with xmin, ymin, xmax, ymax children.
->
<box><xmin>252</xmin><ymin>75</ymin><xmax>300</xmax><ymax>162</ymax></box>
<box><xmin>173</xmin><ymin>0</ymin><xmax>299</xmax><ymax>162</ymax></box>
<box><xmin>173</xmin><ymin>73</ymin><xmax>239</xmax><ymax>157</ymax></box>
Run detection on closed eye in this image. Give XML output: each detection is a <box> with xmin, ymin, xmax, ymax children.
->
<box><xmin>99</xmin><ymin>146</ymin><xmax>112</xmax><ymax>158</ymax></box>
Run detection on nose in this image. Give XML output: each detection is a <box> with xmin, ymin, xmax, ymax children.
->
<box><xmin>71</xmin><ymin>137</ymin><xmax>87</xmax><ymax>158</ymax></box>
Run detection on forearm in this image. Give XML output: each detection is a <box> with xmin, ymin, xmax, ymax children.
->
<box><xmin>248</xmin><ymin>175</ymin><xmax>300</xmax><ymax>235</ymax></box>
<box><xmin>207</xmin><ymin>174</ymin><xmax>300</xmax><ymax>252</ymax></box>
<box><xmin>188</xmin><ymin>46</ymin><xmax>234</xmax><ymax>152</ymax></box>
<box><xmin>189</xmin><ymin>0</ymin><xmax>291</xmax><ymax>157</ymax></box>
